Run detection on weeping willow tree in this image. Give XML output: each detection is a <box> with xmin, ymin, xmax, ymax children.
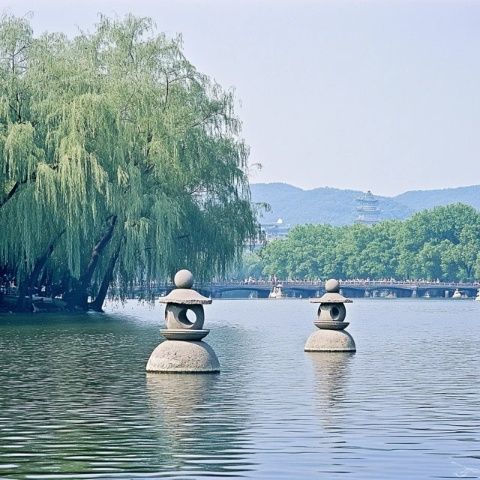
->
<box><xmin>0</xmin><ymin>14</ymin><xmax>258</xmax><ymax>311</ymax></box>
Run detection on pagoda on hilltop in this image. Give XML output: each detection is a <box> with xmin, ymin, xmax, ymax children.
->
<box><xmin>355</xmin><ymin>190</ymin><xmax>380</xmax><ymax>225</ymax></box>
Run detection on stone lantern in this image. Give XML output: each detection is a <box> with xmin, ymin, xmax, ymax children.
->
<box><xmin>146</xmin><ymin>269</ymin><xmax>220</xmax><ymax>373</ymax></box>
<box><xmin>304</xmin><ymin>279</ymin><xmax>356</xmax><ymax>352</ymax></box>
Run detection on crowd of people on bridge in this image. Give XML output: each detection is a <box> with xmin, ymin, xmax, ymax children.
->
<box><xmin>240</xmin><ymin>276</ymin><xmax>480</xmax><ymax>286</ymax></box>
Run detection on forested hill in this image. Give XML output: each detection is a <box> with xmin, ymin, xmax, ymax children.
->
<box><xmin>251</xmin><ymin>183</ymin><xmax>480</xmax><ymax>226</ymax></box>
<box><xmin>395</xmin><ymin>185</ymin><xmax>480</xmax><ymax>211</ymax></box>
<box><xmin>250</xmin><ymin>183</ymin><xmax>412</xmax><ymax>225</ymax></box>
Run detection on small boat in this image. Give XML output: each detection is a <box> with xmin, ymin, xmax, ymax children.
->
<box><xmin>269</xmin><ymin>284</ymin><xmax>284</xmax><ymax>299</ymax></box>
<box><xmin>452</xmin><ymin>289</ymin><xmax>462</xmax><ymax>299</ymax></box>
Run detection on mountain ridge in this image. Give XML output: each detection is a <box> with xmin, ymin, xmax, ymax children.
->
<box><xmin>250</xmin><ymin>183</ymin><xmax>480</xmax><ymax>226</ymax></box>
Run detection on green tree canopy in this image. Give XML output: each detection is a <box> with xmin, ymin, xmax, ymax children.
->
<box><xmin>252</xmin><ymin>204</ymin><xmax>480</xmax><ymax>282</ymax></box>
<box><xmin>0</xmin><ymin>14</ymin><xmax>258</xmax><ymax>311</ymax></box>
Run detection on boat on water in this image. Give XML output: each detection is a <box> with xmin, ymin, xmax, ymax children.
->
<box><xmin>269</xmin><ymin>284</ymin><xmax>284</xmax><ymax>299</ymax></box>
<box><xmin>452</xmin><ymin>289</ymin><xmax>462</xmax><ymax>299</ymax></box>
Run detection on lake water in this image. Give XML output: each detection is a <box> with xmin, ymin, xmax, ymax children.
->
<box><xmin>0</xmin><ymin>299</ymin><xmax>479</xmax><ymax>479</ymax></box>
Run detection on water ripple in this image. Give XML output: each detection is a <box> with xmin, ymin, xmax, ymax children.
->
<box><xmin>0</xmin><ymin>299</ymin><xmax>479</xmax><ymax>478</ymax></box>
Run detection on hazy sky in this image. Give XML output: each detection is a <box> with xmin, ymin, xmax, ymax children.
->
<box><xmin>2</xmin><ymin>0</ymin><xmax>479</xmax><ymax>196</ymax></box>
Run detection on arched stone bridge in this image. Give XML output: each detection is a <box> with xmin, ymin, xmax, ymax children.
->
<box><xmin>141</xmin><ymin>281</ymin><xmax>480</xmax><ymax>299</ymax></box>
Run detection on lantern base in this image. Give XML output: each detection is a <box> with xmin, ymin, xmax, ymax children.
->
<box><xmin>304</xmin><ymin>329</ymin><xmax>356</xmax><ymax>352</ymax></box>
<box><xmin>160</xmin><ymin>329</ymin><xmax>210</xmax><ymax>341</ymax></box>
<box><xmin>146</xmin><ymin>340</ymin><xmax>220</xmax><ymax>373</ymax></box>
<box><xmin>314</xmin><ymin>321</ymin><xmax>349</xmax><ymax>330</ymax></box>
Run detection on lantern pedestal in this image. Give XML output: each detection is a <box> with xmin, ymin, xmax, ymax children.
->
<box><xmin>146</xmin><ymin>339</ymin><xmax>220</xmax><ymax>373</ymax></box>
<box><xmin>146</xmin><ymin>269</ymin><xmax>219</xmax><ymax>374</ymax></box>
<box><xmin>304</xmin><ymin>279</ymin><xmax>356</xmax><ymax>353</ymax></box>
<box><xmin>305</xmin><ymin>329</ymin><xmax>356</xmax><ymax>352</ymax></box>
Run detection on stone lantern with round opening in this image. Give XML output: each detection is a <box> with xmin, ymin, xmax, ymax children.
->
<box><xmin>304</xmin><ymin>279</ymin><xmax>356</xmax><ymax>352</ymax></box>
<box><xmin>146</xmin><ymin>269</ymin><xmax>220</xmax><ymax>373</ymax></box>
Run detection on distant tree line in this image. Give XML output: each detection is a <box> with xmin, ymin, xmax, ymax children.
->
<box><xmin>241</xmin><ymin>204</ymin><xmax>480</xmax><ymax>282</ymax></box>
<box><xmin>0</xmin><ymin>15</ymin><xmax>257</xmax><ymax>312</ymax></box>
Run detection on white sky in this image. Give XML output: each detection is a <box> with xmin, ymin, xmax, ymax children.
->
<box><xmin>2</xmin><ymin>0</ymin><xmax>479</xmax><ymax>196</ymax></box>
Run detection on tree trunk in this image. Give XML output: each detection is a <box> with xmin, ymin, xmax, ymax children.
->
<box><xmin>88</xmin><ymin>238</ymin><xmax>123</xmax><ymax>312</ymax></box>
<box><xmin>66</xmin><ymin>215</ymin><xmax>118</xmax><ymax>310</ymax></box>
<box><xmin>465</xmin><ymin>264</ymin><xmax>473</xmax><ymax>280</ymax></box>
<box><xmin>16</xmin><ymin>230</ymin><xmax>65</xmax><ymax>311</ymax></box>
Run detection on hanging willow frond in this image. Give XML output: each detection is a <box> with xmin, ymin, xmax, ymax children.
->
<box><xmin>0</xmin><ymin>14</ymin><xmax>258</xmax><ymax>309</ymax></box>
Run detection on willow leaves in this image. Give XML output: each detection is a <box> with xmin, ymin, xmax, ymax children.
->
<box><xmin>0</xmin><ymin>14</ymin><xmax>257</xmax><ymax>310</ymax></box>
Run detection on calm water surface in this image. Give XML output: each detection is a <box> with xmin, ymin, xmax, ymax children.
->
<box><xmin>0</xmin><ymin>299</ymin><xmax>479</xmax><ymax>479</ymax></box>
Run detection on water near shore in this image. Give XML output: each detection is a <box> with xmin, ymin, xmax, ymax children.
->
<box><xmin>0</xmin><ymin>299</ymin><xmax>479</xmax><ymax>479</ymax></box>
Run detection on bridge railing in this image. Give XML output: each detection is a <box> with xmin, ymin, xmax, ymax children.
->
<box><xmin>201</xmin><ymin>280</ymin><xmax>480</xmax><ymax>289</ymax></box>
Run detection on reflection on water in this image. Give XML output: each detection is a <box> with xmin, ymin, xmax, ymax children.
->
<box><xmin>146</xmin><ymin>373</ymin><xmax>255</xmax><ymax>476</ymax></box>
<box><xmin>308</xmin><ymin>352</ymin><xmax>353</xmax><ymax>426</ymax></box>
<box><xmin>146</xmin><ymin>374</ymin><xmax>219</xmax><ymax>435</ymax></box>
<box><xmin>0</xmin><ymin>299</ymin><xmax>479</xmax><ymax>479</ymax></box>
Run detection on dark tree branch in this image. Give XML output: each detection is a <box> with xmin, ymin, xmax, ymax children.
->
<box><xmin>1</xmin><ymin>165</ymin><xmax>58</xmax><ymax>209</ymax></box>
<box><xmin>0</xmin><ymin>181</ymin><xmax>20</xmax><ymax>209</ymax></box>
<box><xmin>79</xmin><ymin>215</ymin><xmax>118</xmax><ymax>291</ymax></box>
<box><xmin>89</xmin><ymin>236</ymin><xmax>124</xmax><ymax>312</ymax></box>
<box><xmin>16</xmin><ymin>229</ymin><xmax>66</xmax><ymax>311</ymax></box>
<box><xmin>163</xmin><ymin>76</ymin><xmax>170</xmax><ymax>112</ymax></box>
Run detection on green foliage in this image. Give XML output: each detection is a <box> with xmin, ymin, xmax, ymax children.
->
<box><xmin>0</xmin><ymin>14</ymin><xmax>257</xmax><ymax>310</ymax></box>
<box><xmin>253</xmin><ymin>204</ymin><xmax>480</xmax><ymax>282</ymax></box>
<box><xmin>251</xmin><ymin>183</ymin><xmax>480</xmax><ymax>227</ymax></box>
<box><xmin>234</xmin><ymin>250</ymin><xmax>264</xmax><ymax>279</ymax></box>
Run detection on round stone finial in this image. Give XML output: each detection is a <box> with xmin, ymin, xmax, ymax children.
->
<box><xmin>325</xmin><ymin>278</ymin><xmax>340</xmax><ymax>293</ymax></box>
<box><xmin>174</xmin><ymin>269</ymin><xmax>194</xmax><ymax>289</ymax></box>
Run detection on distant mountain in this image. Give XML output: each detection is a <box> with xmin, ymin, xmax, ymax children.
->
<box><xmin>394</xmin><ymin>185</ymin><xmax>480</xmax><ymax>212</ymax></box>
<box><xmin>250</xmin><ymin>183</ymin><xmax>480</xmax><ymax>226</ymax></box>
